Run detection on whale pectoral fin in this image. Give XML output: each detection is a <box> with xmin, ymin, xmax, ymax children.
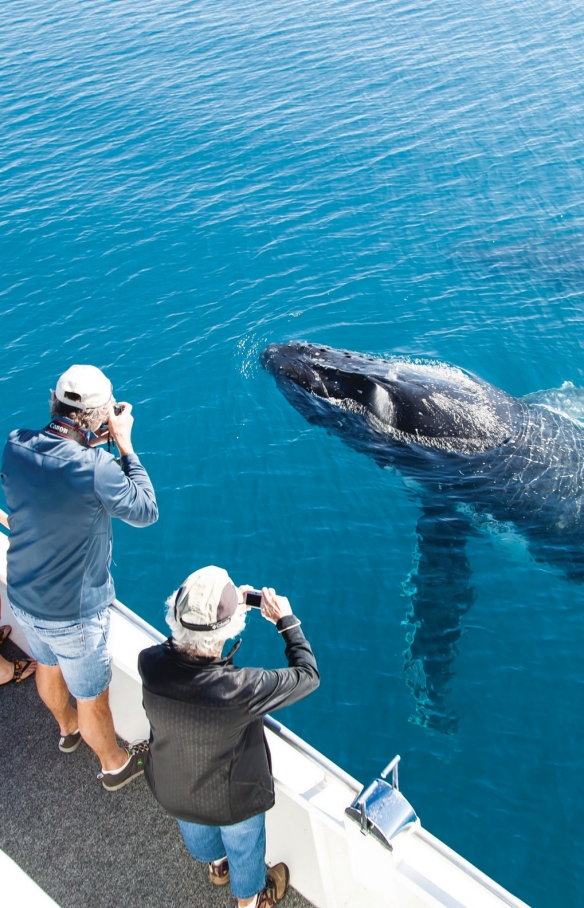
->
<box><xmin>402</xmin><ymin>501</ymin><xmax>476</xmax><ymax>735</ymax></box>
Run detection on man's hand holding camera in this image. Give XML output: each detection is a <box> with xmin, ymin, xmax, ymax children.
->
<box><xmin>108</xmin><ymin>402</ymin><xmax>134</xmax><ymax>457</ymax></box>
<box><xmin>240</xmin><ymin>585</ymin><xmax>293</xmax><ymax>624</ymax></box>
<box><xmin>259</xmin><ymin>587</ymin><xmax>292</xmax><ymax>624</ymax></box>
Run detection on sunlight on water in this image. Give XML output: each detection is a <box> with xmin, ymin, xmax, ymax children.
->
<box><xmin>3</xmin><ymin>1</ymin><xmax>584</xmax><ymax>904</ymax></box>
<box><xmin>525</xmin><ymin>382</ymin><xmax>584</xmax><ymax>425</ymax></box>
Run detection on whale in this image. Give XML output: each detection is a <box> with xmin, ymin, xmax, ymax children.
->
<box><xmin>261</xmin><ymin>340</ymin><xmax>584</xmax><ymax>733</ymax></box>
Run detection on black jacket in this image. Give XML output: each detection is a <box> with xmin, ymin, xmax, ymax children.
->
<box><xmin>138</xmin><ymin>615</ymin><xmax>319</xmax><ymax>825</ymax></box>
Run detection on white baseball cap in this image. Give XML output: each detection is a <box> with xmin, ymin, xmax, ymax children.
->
<box><xmin>55</xmin><ymin>365</ymin><xmax>113</xmax><ymax>410</ymax></box>
<box><xmin>174</xmin><ymin>566</ymin><xmax>240</xmax><ymax>631</ymax></box>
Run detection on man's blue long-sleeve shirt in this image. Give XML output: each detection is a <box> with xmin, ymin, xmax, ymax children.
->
<box><xmin>1</xmin><ymin>426</ymin><xmax>158</xmax><ymax>621</ymax></box>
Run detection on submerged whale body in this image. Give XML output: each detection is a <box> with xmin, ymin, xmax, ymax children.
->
<box><xmin>261</xmin><ymin>341</ymin><xmax>584</xmax><ymax>733</ymax></box>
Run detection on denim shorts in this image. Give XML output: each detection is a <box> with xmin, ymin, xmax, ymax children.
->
<box><xmin>11</xmin><ymin>603</ymin><xmax>112</xmax><ymax>701</ymax></box>
<box><xmin>177</xmin><ymin>813</ymin><xmax>266</xmax><ymax>900</ymax></box>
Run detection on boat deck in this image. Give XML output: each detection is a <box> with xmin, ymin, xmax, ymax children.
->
<box><xmin>0</xmin><ymin>637</ymin><xmax>313</xmax><ymax>908</ymax></box>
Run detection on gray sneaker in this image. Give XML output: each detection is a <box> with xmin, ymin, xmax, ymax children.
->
<box><xmin>59</xmin><ymin>730</ymin><xmax>82</xmax><ymax>753</ymax></box>
<box><xmin>98</xmin><ymin>741</ymin><xmax>149</xmax><ymax>791</ymax></box>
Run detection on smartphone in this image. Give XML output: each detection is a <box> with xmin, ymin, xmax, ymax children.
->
<box><xmin>244</xmin><ymin>589</ymin><xmax>263</xmax><ymax>608</ymax></box>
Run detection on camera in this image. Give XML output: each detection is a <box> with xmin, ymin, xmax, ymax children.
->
<box><xmin>100</xmin><ymin>404</ymin><xmax>123</xmax><ymax>432</ymax></box>
<box><xmin>244</xmin><ymin>590</ymin><xmax>263</xmax><ymax>608</ymax></box>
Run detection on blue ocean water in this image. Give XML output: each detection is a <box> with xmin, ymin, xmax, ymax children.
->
<box><xmin>3</xmin><ymin>0</ymin><xmax>584</xmax><ymax>903</ymax></box>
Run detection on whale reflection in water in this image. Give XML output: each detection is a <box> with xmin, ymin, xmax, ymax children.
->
<box><xmin>261</xmin><ymin>341</ymin><xmax>584</xmax><ymax>734</ymax></box>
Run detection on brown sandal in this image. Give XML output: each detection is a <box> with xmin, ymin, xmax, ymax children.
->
<box><xmin>9</xmin><ymin>659</ymin><xmax>36</xmax><ymax>683</ymax></box>
<box><xmin>208</xmin><ymin>857</ymin><xmax>229</xmax><ymax>886</ymax></box>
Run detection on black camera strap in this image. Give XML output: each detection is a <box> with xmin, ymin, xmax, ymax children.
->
<box><xmin>44</xmin><ymin>420</ymin><xmax>90</xmax><ymax>448</ymax></box>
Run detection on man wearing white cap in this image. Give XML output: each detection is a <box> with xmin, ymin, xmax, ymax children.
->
<box><xmin>1</xmin><ymin>364</ymin><xmax>158</xmax><ymax>790</ymax></box>
<box><xmin>139</xmin><ymin>565</ymin><xmax>320</xmax><ymax>908</ymax></box>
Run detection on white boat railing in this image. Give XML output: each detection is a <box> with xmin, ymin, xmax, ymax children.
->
<box><xmin>264</xmin><ymin>715</ymin><xmax>362</xmax><ymax>794</ymax></box>
<box><xmin>109</xmin><ymin>599</ymin><xmax>164</xmax><ymax>645</ymax></box>
<box><xmin>413</xmin><ymin>827</ymin><xmax>529</xmax><ymax>908</ymax></box>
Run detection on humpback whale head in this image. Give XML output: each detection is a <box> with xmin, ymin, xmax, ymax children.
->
<box><xmin>261</xmin><ymin>341</ymin><xmax>518</xmax><ymax>457</ymax></box>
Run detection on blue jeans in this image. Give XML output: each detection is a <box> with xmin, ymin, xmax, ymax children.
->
<box><xmin>177</xmin><ymin>812</ymin><xmax>266</xmax><ymax>900</ymax></box>
<box><xmin>11</xmin><ymin>603</ymin><xmax>112</xmax><ymax>701</ymax></box>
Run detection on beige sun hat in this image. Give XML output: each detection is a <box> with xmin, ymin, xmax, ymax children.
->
<box><xmin>174</xmin><ymin>565</ymin><xmax>239</xmax><ymax>631</ymax></box>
